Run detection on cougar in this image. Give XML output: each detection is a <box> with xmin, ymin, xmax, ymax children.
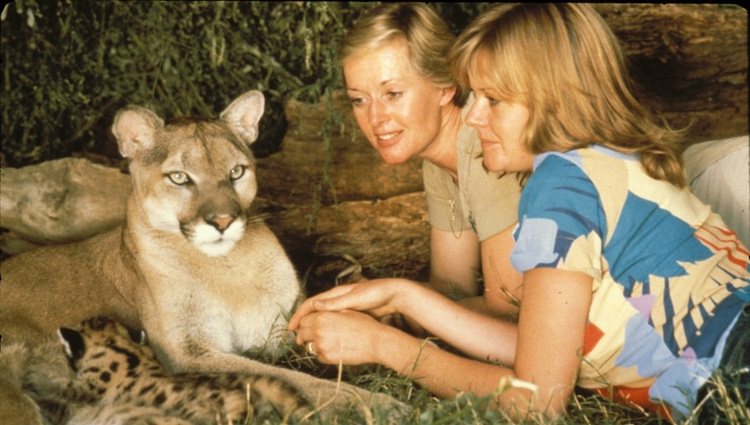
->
<box><xmin>0</xmin><ymin>90</ymin><xmax>406</xmax><ymax>423</ymax></box>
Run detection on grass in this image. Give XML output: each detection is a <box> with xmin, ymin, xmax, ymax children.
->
<box><xmin>267</xmin><ymin>268</ymin><xmax>749</xmax><ymax>424</ymax></box>
<box><xmin>251</xmin><ymin>334</ymin><xmax>749</xmax><ymax>425</ymax></box>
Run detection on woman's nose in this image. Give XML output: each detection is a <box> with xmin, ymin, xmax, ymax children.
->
<box><xmin>368</xmin><ymin>99</ymin><xmax>387</xmax><ymax>126</ymax></box>
<box><xmin>465</xmin><ymin>103</ymin><xmax>483</xmax><ymax>128</ymax></box>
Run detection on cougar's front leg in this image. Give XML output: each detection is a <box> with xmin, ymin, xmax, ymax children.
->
<box><xmin>0</xmin><ymin>322</ymin><xmax>72</xmax><ymax>425</ymax></box>
<box><xmin>0</xmin><ymin>377</ymin><xmax>45</xmax><ymax>425</ymax></box>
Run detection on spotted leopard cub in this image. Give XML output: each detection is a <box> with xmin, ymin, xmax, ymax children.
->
<box><xmin>57</xmin><ymin>317</ymin><xmax>311</xmax><ymax>424</ymax></box>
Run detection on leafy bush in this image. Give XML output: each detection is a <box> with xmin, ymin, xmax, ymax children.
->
<box><xmin>1</xmin><ymin>0</ymin><xmax>488</xmax><ymax>166</ymax></box>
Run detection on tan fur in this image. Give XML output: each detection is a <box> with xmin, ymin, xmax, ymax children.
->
<box><xmin>0</xmin><ymin>377</ymin><xmax>44</xmax><ymax>425</ymax></box>
<box><xmin>0</xmin><ymin>90</ymin><xmax>408</xmax><ymax>420</ymax></box>
<box><xmin>1</xmin><ymin>90</ymin><xmax>298</xmax><ymax>365</ymax></box>
<box><xmin>0</xmin><ymin>332</ymin><xmax>71</xmax><ymax>425</ymax></box>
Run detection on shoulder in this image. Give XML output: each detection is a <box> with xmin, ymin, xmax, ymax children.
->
<box><xmin>515</xmin><ymin>149</ymin><xmax>608</xmax><ymax>264</ymax></box>
<box><xmin>531</xmin><ymin>149</ymin><xmax>590</xmax><ymax>178</ymax></box>
<box><xmin>525</xmin><ymin>146</ymin><xmax>634</xmax><ymax>201</ymax></box>
<box><xmin>422</xmin><ymin>159</ymin><xmax>457</xmax><ymax>198</ymax></box>
<box><xmin>523</xmin><ymin>150</ymin><xmax>599</xmax><ymax>208</ymax></box>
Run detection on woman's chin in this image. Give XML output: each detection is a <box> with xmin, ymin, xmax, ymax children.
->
<box><xmin>378</xmin><ymin>148</ymin><xmax>412</xmax><ymax>165</ymax></box>
<box><xmin>482</xmin><ymin>156</ymin><xmax>506</xmax><ymax>173</ymax></box>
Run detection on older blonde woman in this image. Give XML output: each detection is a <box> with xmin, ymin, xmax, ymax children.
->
<box><xmin>338</xmin><ymin>3</ymin><xmax>522</xmax><ymax>316</ymax></box>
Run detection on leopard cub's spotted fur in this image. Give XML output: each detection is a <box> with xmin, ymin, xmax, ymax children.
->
<box><xmin>57</xmin><ymin>317</ymin><xmax>311</xmax><ymax>424</ymax></box>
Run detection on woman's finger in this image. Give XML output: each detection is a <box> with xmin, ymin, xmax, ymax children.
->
<box><xmin>292</xmin><ymin>312</ymin><xmax>322</xmax><ymax>344</ymax></box>
<box><xmin>287</xmin><ymin>298</ymin><xmax>318</xmax><ymax>330</ymax></box>
<box><xmin>288</xmin><ymin>285</ymin><xmax>358</xmax><ymax>330</ymax></box>
<box><xmin>314</xmin><ymin>283</ymin><xmax>380</xmax><ymax>311</ymax></box>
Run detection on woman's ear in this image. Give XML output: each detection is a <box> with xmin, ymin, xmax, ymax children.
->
<box><xmin>440</xmin><ymin>86</ymin><xmax>458</xmax><ymax>107</ymax></box>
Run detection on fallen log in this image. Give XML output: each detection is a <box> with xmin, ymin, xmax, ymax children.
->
<box><xmin>594</xmin><ymin>4</ymin><xmax>747</xmax><ymax>143</ymax></box>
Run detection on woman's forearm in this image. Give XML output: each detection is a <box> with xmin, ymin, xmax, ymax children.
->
<box><xmin>376</xmin><ymin>325</ymin><xmax>507</xmax><ymax>397</ymax></box>
<box><xmin>397</xmin><ymin>283</ymin><xmax>518</xmax><ymax>366</ymax></box>
<box><xmin>458</xmin><ymin>295</ymin><xmax>520</xmax><ymax>320</ymax></box>
<box><xmin>377</xmin><ymin>326</ymin><xmax>538</xmax><ymax>418</ymax></box>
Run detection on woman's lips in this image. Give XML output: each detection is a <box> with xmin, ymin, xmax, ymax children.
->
<box><xmin>375</xmin><ymin>130</ymin><xmax>402</xmax><ymax>148</ymax></box>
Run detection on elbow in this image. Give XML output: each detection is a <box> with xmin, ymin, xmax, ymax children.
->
<box><xmin>490</xmin><ymin>379</ymin><xmax>572</xmax><ymax>421</ymax></box>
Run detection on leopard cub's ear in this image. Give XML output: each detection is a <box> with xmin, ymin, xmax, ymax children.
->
<box><xmin>112</xmin><ymin>105</ymin><xmax>165</xmax><ymax>159</ymax></box>
<box><xmin>58</xmin><ymin>327</ymin><xmax>85</xmax><ymax>366</ymax></box>
<box><xmin>127</xmin><ymin>327</ymin><xmax>148</xmax><ymax>345</ymax></box>
<box><xmin>220</xmin><ymin>90</ymin><xmax>265</xmax><ymax>146</ymax></box>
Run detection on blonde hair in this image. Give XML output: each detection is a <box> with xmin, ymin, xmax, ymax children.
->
<box><xmin>341</xmin><ymin>3</ymin><xmax>467</xmax><ymax>106</ymax></box>
<box><xmin>451</xmin><ymin>3</ymin><xmax>686</xmax><ymax>187</ymax></box>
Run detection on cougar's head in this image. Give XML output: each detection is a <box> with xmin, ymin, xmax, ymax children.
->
<box><xmin>112</xmin><ymin>90</ymin><xmax>265</xmax><ymax>257</ymax></box>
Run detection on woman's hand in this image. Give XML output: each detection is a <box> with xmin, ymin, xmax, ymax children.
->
<box><xmin>293</xmin><ymin>309</ymin><xmax>396</xmax><ymax>365</ymax></box>
<box><xmin>288</xmin><ymin>278</ymin><xmax>418</xmax><ymax>331</ymax></box>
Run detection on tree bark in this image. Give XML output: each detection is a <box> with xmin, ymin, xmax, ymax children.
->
<box><xmin>595</xmin><ymin>4</ymin><xmax>747</xmax><ymax>144</ymax></box>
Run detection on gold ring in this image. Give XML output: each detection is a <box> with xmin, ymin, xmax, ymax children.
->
<box><xmin>306</xmin><ymin>341</ymin><xmax>317</xmax><ymax>356</ymax></box>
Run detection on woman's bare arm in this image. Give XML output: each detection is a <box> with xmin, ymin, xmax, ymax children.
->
<box><xmin>369</xmin><ymin>271</ymin><xmax>591</xmax><ymax>419</ymax></box>
<box><xmin>430</xmin><ymin>226</ymin><xmax>481</xmax><ymax>298</ymax></box>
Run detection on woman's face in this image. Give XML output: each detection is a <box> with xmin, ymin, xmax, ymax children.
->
<box><xmin>343</xmin><ymin>39</ymin><xmax>453</xmax><ymax>164</ymax></box>
<box><xmin>465</xmin><ymin>82</ymin><xmax>534</xmax><ymax>173</ymax></box>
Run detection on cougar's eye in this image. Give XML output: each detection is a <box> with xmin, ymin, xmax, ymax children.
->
<box><xmin>167</xmin><ymin>171</ymin><xmax>190</xmax><ymax>185</ymax></box>
<box><xmin>229</xmin><ymin>165</ymin><xmax>246</xmax><ymax>181</ymax></box>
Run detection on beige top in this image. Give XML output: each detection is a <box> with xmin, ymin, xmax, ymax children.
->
<box><xmin>423</xmin><ymin>101</ymin><xmax>522</xmax><ymax>241</ymax></box>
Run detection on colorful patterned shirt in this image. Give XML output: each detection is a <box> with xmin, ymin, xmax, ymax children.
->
<box><xmin>510</xmin><ymin>145</ymin><xmax>750</xmax><ymax>420</ymax></box>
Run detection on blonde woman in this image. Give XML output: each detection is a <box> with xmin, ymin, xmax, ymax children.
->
<box><xmin>290</xmin><ymin>3</ymin><xmax>749</xmax><ymax>421</ymax></box>
<box><xmin>338</xmin><ymin>3</ymin><xmax>522</xmax><ymax>314</ymax></box>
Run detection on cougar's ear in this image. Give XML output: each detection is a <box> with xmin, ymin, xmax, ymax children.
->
<box><xmin>220</xmin><ymin>90</ymin><xmax>265</xmax><ymax>146</ymax></box>
<box><xmin>112</xmin><ymin>106</ymin><xmax>164</xmax><ymax>159</ymax></box>
<box><xmin>58</xmin><ymin>327</ymin><xmax>85</xmax><ymax>364</ymax></box>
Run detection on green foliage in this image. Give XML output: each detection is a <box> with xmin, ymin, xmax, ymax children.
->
<box><xmin>1</xmin><ymin>1</ymin><xmax>494</xmax><ymax>166</ymax></box>
<box><xmin>0</xmin><ymin>1</ymin><xmax>372</xmax><ymax>165</ymax></box>
<box><xmin>1</xmin><ymin>1</ymin><xmax>493</xmax><ymax>166</ymax></box>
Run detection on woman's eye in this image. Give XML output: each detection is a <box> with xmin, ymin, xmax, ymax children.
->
<box><xmin>487</xmin><ymin>97</ymin><xmax>500</xmax><ymax>106</ymax></box>
<box><xmin>167</xmin><ymin>171</ymin><xmax>190</xmax><ymax>185</ymax></box>
<box><xmin>229</xmin><ymin>165</ymin><xmax>246</xmax><ymax>181</ymax></box>
<box><xmin>349</xmin><ymin>97</ymin><xmax>365</xmax><ymax>106</ymax></box>
<box><xmin>385</xmin><ymin>91</ymin><xmax>403</xmax><ymax>100</ymax></box>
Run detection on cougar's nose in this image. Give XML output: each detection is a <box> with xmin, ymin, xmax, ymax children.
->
<box><xmin>205</xmin><ymin>213</ymin><xmax>236</xmax><ymax>233</ymax></box>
